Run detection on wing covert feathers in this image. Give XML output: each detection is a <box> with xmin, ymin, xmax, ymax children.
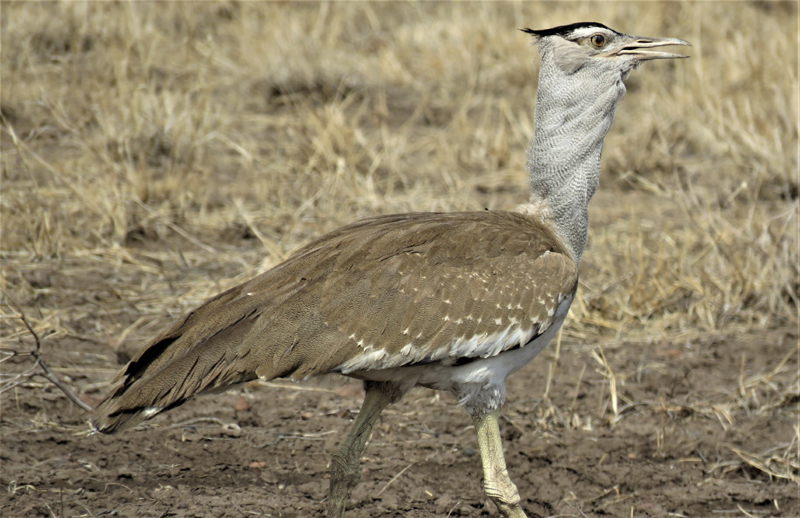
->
<box><xmin>91</xmin><ymin>211</ymin><xmax>578</xmax><ymax>433</ymax></box>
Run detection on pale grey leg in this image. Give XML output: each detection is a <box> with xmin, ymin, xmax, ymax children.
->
<box><xmin>472</xmin><ymin>409</ymin><xmax>528</xmax><ymax>518</ymax></box>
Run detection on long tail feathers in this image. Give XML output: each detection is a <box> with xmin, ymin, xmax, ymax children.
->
<box><xmin>91</xmin><ymin>332</ymin><xmax>259</xmax><ymax>433</ymax></box>
<box><xmin>91</xmin><ymin>285</ymin><xmax>266</xmax><ymax>434</ymax></box>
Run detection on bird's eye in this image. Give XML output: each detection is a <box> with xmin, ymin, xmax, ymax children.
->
<box><xmin>590</xmin><ymin>34</ymin><xmax>606</xmax><ymax>47</ymax></box>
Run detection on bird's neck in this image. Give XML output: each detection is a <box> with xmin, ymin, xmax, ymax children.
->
<box><xmin>525</xmin><ymin>57</ymin><xmax>626</xmax><ymax>264</ymax></box>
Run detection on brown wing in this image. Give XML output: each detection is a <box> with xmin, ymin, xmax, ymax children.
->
<box><xmin>91</xmin><ymin>211</ymin><xmax>577</xmax><ymax>432</ymax></box>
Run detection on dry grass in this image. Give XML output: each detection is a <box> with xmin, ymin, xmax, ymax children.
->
<box><xmin>1</xmin><ymin>0</ymin><xmax>798</xmax><ymax>501</ymax></box>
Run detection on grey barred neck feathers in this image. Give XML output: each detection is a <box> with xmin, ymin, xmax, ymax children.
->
<box><xmin>521</xmin><ymin>23</ymin><xmax>689</xmax><ymax>263</ymax></box>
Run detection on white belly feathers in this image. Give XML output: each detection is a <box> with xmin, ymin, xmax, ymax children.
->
<box><xmin>351</xmin><ymin>294</ymin><xmax>574</xmax><ymax>415</ymax></box>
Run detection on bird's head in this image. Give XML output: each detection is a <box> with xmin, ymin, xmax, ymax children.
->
<box><xmin>522</xmin><ymin>22</ymin><xmax>690</xmax><ymax>78</ymax></box>
<box><xmin>523</xmin><ymin>23</ymin><xmax>689</xmax><ymax>263</ymax></box>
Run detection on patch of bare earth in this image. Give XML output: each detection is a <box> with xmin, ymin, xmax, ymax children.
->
<box><xmin>1</xmin><ymin>320</ymin><xmax>797</xmax><ymax>517</ymax></box>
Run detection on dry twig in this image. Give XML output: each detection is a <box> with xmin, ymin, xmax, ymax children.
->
<box><xmin>1</xmin><ymin>290</ymin><xmax>93</xmax><ymax>412</ymax></box>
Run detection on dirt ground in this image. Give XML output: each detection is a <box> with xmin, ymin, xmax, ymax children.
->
<box><xmin>1</xmin><ymin>260</ymin><xmax>797</xmax><ymax>517</ymax></box>
<box><xmin>2</xmin><ymin>2</ymin><xmax>798</xmax><ymax>517</ymax></box>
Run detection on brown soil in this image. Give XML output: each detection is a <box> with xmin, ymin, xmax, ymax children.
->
<box><xmin>1</xmin><ymin>3</ymin><xmax>798</xmax><ymax>517</ymax></box>
<box><xmin>1</xmin><ymin>303</ymin><xmax>796</xmax><ymax>517</ymax></box>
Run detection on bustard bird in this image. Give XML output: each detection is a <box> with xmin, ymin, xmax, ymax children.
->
<box><xmin>92</xmin><ymin>23</ymin><xmax>689</xmax><ymax>518</ymax></box>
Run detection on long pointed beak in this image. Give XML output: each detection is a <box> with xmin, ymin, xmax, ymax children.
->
<box><xmin>616</xmin><ymin>36</ymin><xmax>692</xmax><ymax>61</ymax></box>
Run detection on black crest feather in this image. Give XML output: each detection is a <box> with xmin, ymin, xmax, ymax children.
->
<box><xmin>520</xmin><ymin>22</ymin><xmax>616</xmax><ymax>39</ymax></box>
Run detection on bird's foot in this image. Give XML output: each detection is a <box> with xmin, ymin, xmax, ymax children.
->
<box><xmin>484</xmin><ymin>476</ymin><xmax>527</xmax><ymax>518</ymax></box>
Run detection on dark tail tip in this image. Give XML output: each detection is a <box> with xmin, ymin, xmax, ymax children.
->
<box><xmin>90</xmin><ymin>396</ymin><xmax>164</xmax><ymax>434</ymax></box>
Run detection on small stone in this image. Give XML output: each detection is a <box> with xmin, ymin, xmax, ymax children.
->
<box><xmin>435</xmin><ymin>494</ymin><xmax>454</xmax><ymax>508</ymax></box>
<box><xmin>335</xmin><ymin>384</ymin><xmax>364</xmax><ymax>399</ymax></box>
<box><xmin>233</xmin><ymin>396</ymin><xmax>250</xmax><ymax>411</ymax></box>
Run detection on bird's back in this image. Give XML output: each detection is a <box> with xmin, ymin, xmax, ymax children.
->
<box><xmin>91</xmin><ymin>210</ymin><xmax>578</xmax><ymax>433</ymax></box>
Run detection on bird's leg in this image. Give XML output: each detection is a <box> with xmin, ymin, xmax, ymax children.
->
<box><xmin>328</xmin><ymin>380</ymin><xmax>401</xmax><ymax>518</ymax></box>
<box><xmin>472</xmin><ymin>409</ymin><xmax>528</xmax><ymax>518</ymax></box>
